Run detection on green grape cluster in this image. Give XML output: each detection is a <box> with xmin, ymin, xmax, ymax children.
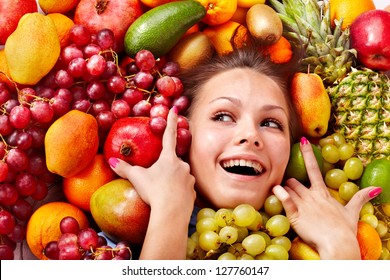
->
<box><xmin>186</xmin><ymin>196</ymin><xmax>292</xmax><ymax>260</ymax></box>
<box><xmin>318</xmin><ymin>132</ymin><xmax>390</xmax><ymax>260</ymax></box>
<box><xmin>318</xmin><ymin>132</ymin><xmax>364</xmax><ymax>202</ymax></box>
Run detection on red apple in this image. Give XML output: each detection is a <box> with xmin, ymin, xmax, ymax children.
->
<box><xmin>0</xmin><ymin>0</ymin><xmax>38</xmax><ymax>45</ymax></box>
<box><xmin>103</xmin><ymin>117</ymin><xmax>163</xmax><ymax>168</ymax></box>
<box><xmin>90</xmin><ymin>178</ymin><xmax>150</xmax><ymax>245</ymax></box>
<box><xmin>350</xmin><ymin>9</ymin><xmax>390</xmax><ymax>71</ymax></box>
<box><xmin>74</xmin><ymin>0</ymin><xmax>144</xmax><ymax>52</ymax></box>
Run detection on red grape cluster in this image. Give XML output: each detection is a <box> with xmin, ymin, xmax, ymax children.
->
<box><xmin>44</xmin><ymin>216</ymin><xmax>131</xmax><ymax>260</ymax></box>
<box><xmin>0</xmin><ymin>24</ymin><xmax>191</xmax><ymax>259</ymax></box>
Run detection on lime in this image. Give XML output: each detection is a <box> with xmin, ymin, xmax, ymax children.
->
<box><xmin>284</xmin><ymin>142</ymin><xmax>323</xmax><ymax>184</ymax></box>
<box><xmin>360</xmin><ymin>158</ymin><xmax>390</xmax><ymax>205</ymax></box>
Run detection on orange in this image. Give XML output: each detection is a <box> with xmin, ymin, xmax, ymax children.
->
<box><xmin>203</xmin><ymin>21</ymin><xmax>250</xmax><ymax>55</ymax></box>
<box><xmin>385</xmin><ymin>5</ymin><xmax>390</xmax><ymax>12</ymax></box>
<box><xmin>357</xmin><ymin>221</ymin><xmax>382</xmax><ymax>260</ymax></box>
<box><xmin>63</xmin><ymin>154</ymin><xmax>117</xmax><ymax>212</ymax></box>
<box><xmin>183</xmin><ymin>23</ymin><xmax>200</xmax><ymax>37</ymax></box>
<box><xmin>140</xmin><ymin>0</ymin><xmax>176</xmax><ymax>8</ymax></box>
<box><xmin>260</xmin><ymin>36</ymin><xmax>293</xmax><ymax>64</ymax></box>
<box><xmin>330</xmin><ymin>0</ymin><xmax>376</xmax><ymax>30</ymax></box>
<box><xmin>196</xmin><ymin>0</ymin><xmax>238</xmax><ymax>26</ymax></box>
<box><xmin>46</xmin><ymin>13</ymin><xmax>74</xmax><ymax>48</ymax></box>
<box><xmin>230</xmin><ymin>6</ymin><xmax>248</xmax><ymax>26</ymax></box>
<box><xmin>26</xmin><ymin>201</ymin><xmax>89</xmax><ymax>260</ymax></box>
<box><xmin>38</xmin><ymin>0</ymin><xmax>80</xmax><ymax>14</ymax></box>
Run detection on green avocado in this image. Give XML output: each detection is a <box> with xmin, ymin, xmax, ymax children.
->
<box><xmin>124</xmin><ymin>0</ymin><xmax>206</xmax><ymax>58</ymax></box>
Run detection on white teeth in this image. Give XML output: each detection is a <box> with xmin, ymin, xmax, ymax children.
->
<box><xmin>222</xmin><ymin>159</ymin><xmax>263</xmax><ymax>174</ymax></box>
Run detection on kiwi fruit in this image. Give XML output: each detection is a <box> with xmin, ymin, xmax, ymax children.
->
<box><xmin>168</xmin><ymin>32</ymin><xmax>215</xmax><ymax>72</ymax></box>
<box><xmin>246</xmin><ymin>3</ymin><xmax>283</xmax><ymax>45</ymax></box>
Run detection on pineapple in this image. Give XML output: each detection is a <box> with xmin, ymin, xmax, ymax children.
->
<box><xmin>268</xmin><ymin>0</ymin><xmax>356</xmax><ymax>86</ymax></box>
<box><xmin>327</xmin><ymin>68</ymin><xmax>390</xmax><ymax>166</ymax></box>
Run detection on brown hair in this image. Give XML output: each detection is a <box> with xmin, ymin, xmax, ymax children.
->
<box><xmin>179</xmin><ymin>46</ymin><xmax>302</xmax><ymax>143</ymax></box>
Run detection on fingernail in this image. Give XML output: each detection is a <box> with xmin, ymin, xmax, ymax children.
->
<box><xmin>172</xmin><ymin>106</ymin><xmax>178</xmax><ymax>114</ymax></box>
<box><xmin>369</xmin><ymin>187</ymin><xmax>382</xmax><ymax>198</ymax></box>
<box><xmin>300</xmin><ymin>136</ymin><xmax>309</xmax><ymax>145</ymax></box>
<box><xmin>108</xmin><ymin>157</ymin><xmax>120</xmax><ymax>169</ymax></box>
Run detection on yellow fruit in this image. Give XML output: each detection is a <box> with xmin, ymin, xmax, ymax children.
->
<box><xmin>38</xmin><ymin>0</ymin><xmax>80</xmax><ymax>14</ymax></box>
<box><xmin>140</xmin><ymin>0</ymin><xmax>176</xmax><ymax>7</ymax></box>
<box><xmin>0</xmin><ymin>49</ymin><xmax>16</xmax><ymax>92</ymax></box>
<box><xmin>330</xmin><ymin>0</ymin><xmax>376</xmax><ymax>30</ymax></box>
<box><xmin>45</xmin><ymin>110</ymin><xmax>99</xmax><ymax>178</ymax></box>
<box><xmin>237</xmin><ymin>0</ymin><xmax>265</xmax><ymax>8</ymax></box>
<box><xmin>4</xmin><ymin>13</ymin><xmax>60</xmax><ymax>85</ymax></box>
<box><xmin>327</xmin><ymin>187</ymin><xmax>347</xmax><ymax>206</ymax></box>
<box><xmin>290</xmin><ymin>72</ymin><xmax>331</xmax><ymax>138</ymax></box>
<box><xmin>289</xmin><ymin>237</ymin><xmax>320</xmax><ymax>260</ymax></box>
<box><xmin>203</xmin><ymin>21</ymin><xmax>250</xmax><ymax>56</ymax></box>
<box><xmin>26</xmin><ymin>202</ymin><xmax>89</xmax><ymax>260</ymax></box>
<box><xmin>46</xmin><ymin>13</ymin><xmax>75</xmax><ymax>48</ymax></box>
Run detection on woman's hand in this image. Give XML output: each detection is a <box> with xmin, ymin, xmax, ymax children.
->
<box><xmin>108</xmin><ymin>107</ymin><xmax>196</xmax><ymax>259</ymax></box>
<box><xmin>272</xmin><ymin>137</ymin><xmax>382</xmax><ymax>259</ymax></box>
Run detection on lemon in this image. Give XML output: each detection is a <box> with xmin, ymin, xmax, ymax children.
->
<box><xmin>284</xmin><ymin>142</ymin><xmax>323</xmax><ymax>184</ymax></box>
<box><xmin>360</xmin><ymin>158</ymin><xmax>390</xmax><ymax>205</ymax></box>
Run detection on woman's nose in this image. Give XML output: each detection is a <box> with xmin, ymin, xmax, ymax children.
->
<box><xmin>239</xmin><ymin>138</ymin><xmax>260</xmax><ymax>147</ymax></box>
<box><xmin>235</xmin><ymin>122</ymin><xmax>262</xmax><ymax>147</ymax></box>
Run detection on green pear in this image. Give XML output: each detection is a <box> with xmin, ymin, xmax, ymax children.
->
<box><xmin>290</xmin><ymin>72</ymin><xmax>331</xmax><ymax>138</ymax></box>
<box><xmin>284</xmin><ymin>142</ymin><xmax>324</xmax><ymax>184</ymax></box>
<box><xmin>90</xmin><ymin>178</ymin><xmax>150</xmax><ymax>245</ymax></box>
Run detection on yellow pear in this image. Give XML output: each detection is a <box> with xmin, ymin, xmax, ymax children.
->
<box><xmin>4</xmin><ymin>13</ymin><xmax>60</xmax><ymax>85</ymax></box>
<box><xmin>290</xmin><ymin>72</ymin><xmax>331</xmax><ymax>138</ymax></box>
<box><xmin>289</xmin><ymin>237</ymin><xmax>320</xmax><ymax>260</ymax></box>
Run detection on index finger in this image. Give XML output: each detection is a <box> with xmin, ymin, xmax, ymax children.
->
<box><xmin>160</xmin><ymin>106</ymin><xmax>179</xmax><ymax>156</ymax></box>
<box><xmin>300</xmin><ymin>137</ymin><xmax>325</xmax><ymax>189</ymax></box>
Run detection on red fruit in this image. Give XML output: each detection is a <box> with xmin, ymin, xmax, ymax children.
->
<box><xmin>103</xmin><ymin>117</ymin><xmax>163</xmax><ymax>168</ymax></box>
<box><xmin>0</xmin><ymin>0</ymin><xmax>38</xmax><ymax>45</ymax></box>
<box><xmin>73</xmin><ymin>0</ymin><xmax>143</xmax><ymax>52</ymax></box>
<box><xmin>350</xmin><ymin>9</ymin><xmax>390</xmax><ymax>71</ymax></box>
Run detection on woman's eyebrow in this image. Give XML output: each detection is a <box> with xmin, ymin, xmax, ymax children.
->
<box><xmin>208</xmin><ymin>96</ymin><xmax>241</xmax><ymax>106</ymax></box>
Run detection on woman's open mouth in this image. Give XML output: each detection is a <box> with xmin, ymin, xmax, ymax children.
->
<box><xmin>221</xmin><ymin>159</ymin><xmax>264</xmax><ymax>176</ymax></box>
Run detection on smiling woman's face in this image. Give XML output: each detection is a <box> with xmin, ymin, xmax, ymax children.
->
<box><xmin>188</xmin><ymin>68</ymin><xmax>292</xmax><ymax>210</ymax></box>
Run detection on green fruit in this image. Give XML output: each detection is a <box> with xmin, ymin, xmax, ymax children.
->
<box><xmin>124</xmin><ymin>0</ymin><xmax>206</xmax><ymax>58</ymax></box>
<box><xmin>360</xmin><ymin>158</ymin><xmax>390</xmax><ymax>205</ymax></box>
<box><xmin>284</xmin><ymin>142</ymin><xmax>323</xmax><ymax>184</ymax></box>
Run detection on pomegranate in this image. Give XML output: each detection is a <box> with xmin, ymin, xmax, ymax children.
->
<box><xmin>0</xmin><ymin>0</ymin><xmax>38</xmax><ymax>45</ymax></box>
<box><xmin>74</xmin><ymin>0</ymin><xmax>144</xmax><ymax>52</ymax></box>
<box><xmin>103</xmin><ymin>117</ymin><xmax>163</xmax><ymax>168</ymax></box>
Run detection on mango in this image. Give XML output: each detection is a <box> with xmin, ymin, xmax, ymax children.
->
<box><xmin>4</xmin><ymin>12</ymin><xmax>60</xmax><ymax>85</ymax></box>
<box><xmin>45</xmin><ymin>110</ymin><xmax>99</xmax><ymax>178</ymax></box>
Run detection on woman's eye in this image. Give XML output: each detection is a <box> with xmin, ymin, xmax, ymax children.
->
<box><xmin>213</xmin><ymin>112</ymin><xmax>233</xmax><ymax>122</ymax></box>
<box><xmin>262</xmin><ymin>119</ymin><xmax>283</xmax><ymax>129</ymax></box>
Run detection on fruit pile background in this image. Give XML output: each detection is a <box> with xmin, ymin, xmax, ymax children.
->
<box><xmin>0</xmin><ymin>0</ymin><xmax>389</xmax><ymax>260</ymax></box>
